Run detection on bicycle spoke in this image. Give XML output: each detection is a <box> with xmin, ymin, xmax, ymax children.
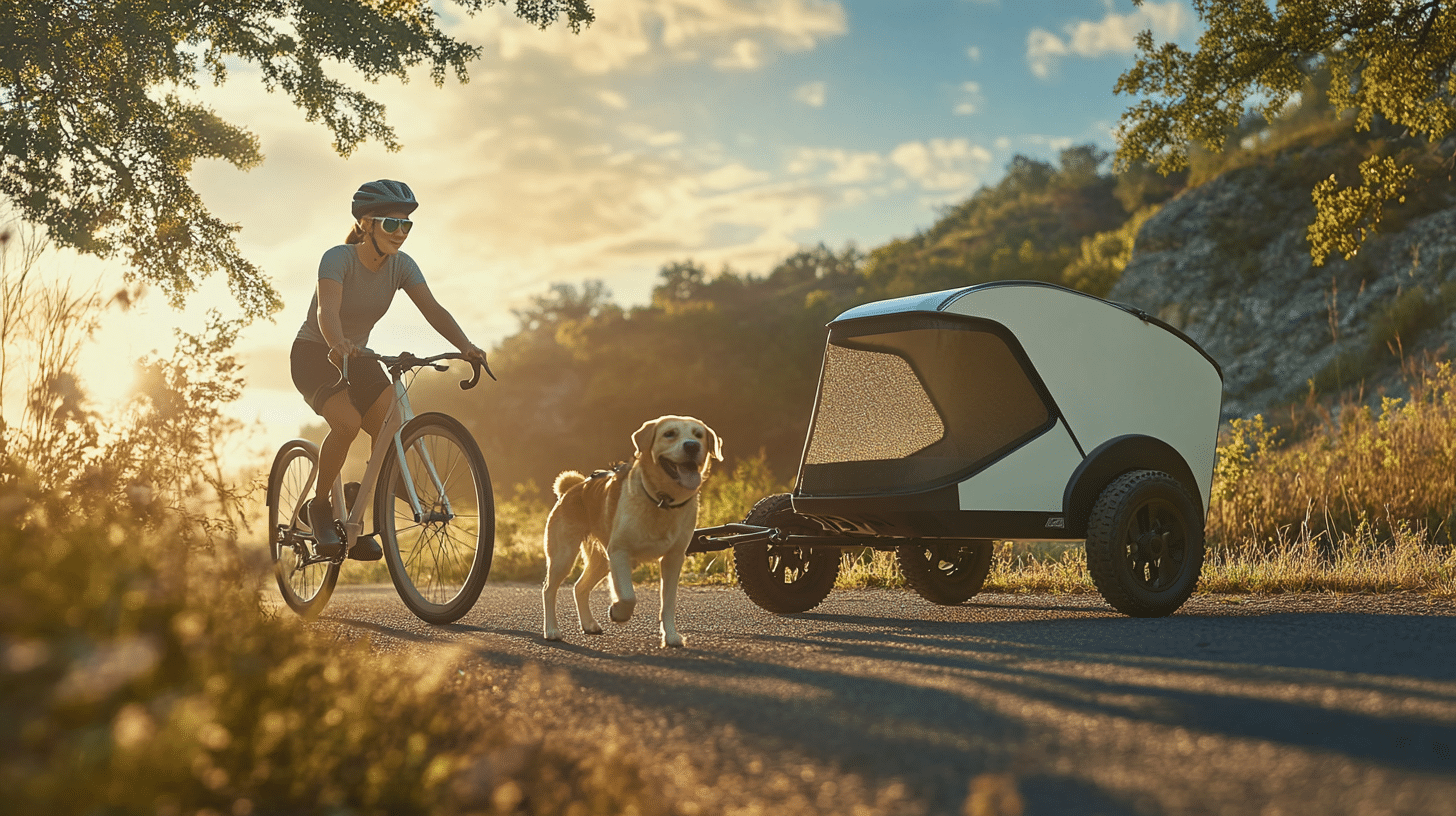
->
<box><xmin>378</xmin><ymin>416</ymin><xmax>492</xmax><ymax>623</ymax></box>
<box><xmin>269</xmin><ymin>442</ymin><xmax>337</xmax><ymax>618</ymax></box>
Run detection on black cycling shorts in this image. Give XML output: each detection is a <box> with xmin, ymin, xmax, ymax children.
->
<box><xmin>290</xmin><ymin>339</ymin><xmax>390</xmax><ymax>416</ymax></box>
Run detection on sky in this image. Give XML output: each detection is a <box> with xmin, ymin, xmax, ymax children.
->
<box><xmin>15</xmin><ymin>0</ymin><xmax>1200</xmax><ymax>460</ymax></box>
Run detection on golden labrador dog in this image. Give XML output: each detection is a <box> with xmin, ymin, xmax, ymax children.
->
<box><xmin>542</xmin><ymin>415</ymin><xmax>722</xmax><ymax>648</ymax></box>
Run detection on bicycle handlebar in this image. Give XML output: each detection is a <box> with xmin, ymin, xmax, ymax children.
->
<box><xmin>341</xmin><ymin>349</ymin><xmax>496</xmax><ymax>390</ymax></box>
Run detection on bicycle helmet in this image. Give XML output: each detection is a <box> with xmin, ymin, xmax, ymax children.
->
<box><xmin>351</xmin><ymin>179</ymin><xmax>418</xmax><ymax>219</ymax></box>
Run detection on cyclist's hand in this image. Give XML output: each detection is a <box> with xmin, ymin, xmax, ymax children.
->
<box><xmin>328</xmin><ymin>340</ymin><xmax>360</xmax><ymax>367</ymax></box>
<box><xmin>461</xmin><ymin>344</ymin><xmax>488</xmax><ymax>367</ymax></box>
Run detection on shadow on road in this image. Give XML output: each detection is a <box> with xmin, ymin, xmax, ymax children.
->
<box><xmin>321</xmin><ymin>585</ymin><xmax>1456</xmax><ymax>815</ymax></box>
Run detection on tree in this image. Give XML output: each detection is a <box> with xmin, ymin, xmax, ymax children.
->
<box><xmin>511</xmin><ymin>279</ymin><xmax>615</xmax><ymax>333</ymax></box>
<box><xmin>1115</xmin><ymin>0</ymin><xmax>1456</xmax><ymax>264</ymax></box>
<box><xmin>0</xmin><ymin>0</ymin><xmax>594</xmax><ymax>319</ymax></box>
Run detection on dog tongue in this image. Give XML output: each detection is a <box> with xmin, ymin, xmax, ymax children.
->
<box><xmin>676</xmin><ymin>468</ymin><xmax>703</xmax><ymax>490</ymax></box>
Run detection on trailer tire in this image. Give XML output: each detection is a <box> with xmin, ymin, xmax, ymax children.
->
<box><xmin>734</xmin><ymin>494</ymin><xmax>841</xmax><ymax>614</ymax></box>
<box><xmin>1084</xmin><ymin>470</ymin><xmax>1204</xmax><ymax>617</ymax></box>
<box><xmin>896</xmin><ymin>540</ymin><xmax>993</xmax><ymax>605</ymax></box>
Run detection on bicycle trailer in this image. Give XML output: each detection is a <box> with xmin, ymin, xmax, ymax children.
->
<box><xmin>689</xmin><ymin>280</ymin><xmax>1224</xmax><ymax>617</ymax></box>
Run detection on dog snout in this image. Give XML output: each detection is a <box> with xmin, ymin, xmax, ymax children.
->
<box><xmin>682</xmin><ymin>439</ymin><xmax>701</xmax><ymax>458</ymax></box>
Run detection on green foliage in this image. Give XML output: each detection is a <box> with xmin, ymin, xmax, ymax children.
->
<box><xmin>1214</xmin><ymin>360</ymin><xmax>1456</xmax><ymax>549</ymax></box>
<box><xmin>414</xmin><ymin>149</ymin><xmax>1174</xmax><ymax>493</ymax></box>
<box><xmin>862</xmin><ymin>146</ymin><xmax>1130</xmax><ymax>296</ymax></box>
<box><xmin>1309</xmin><ymin>154</ymin><xmax>1418</xmax><ymax>261</ymax></box>
<box><xmin>483</xmin><ymin>485</ymin><xmax>554</xmax><ymax>583</ymax></box>
<box><xmin>0</xmin><ymin>473</ymin><xmax>669</xmax><ymax>815</ymax></box>
<box><xmin>0</xmin><ymin>0</ymin><xmax>594</xmax><ymax>319</ymax></box>
<box><xmin>421</xmin><ymin>244</ymin><xmax>863</xmax><ymax>492</ymax></box>
<box><xmin>1063</xmin><ymin>206</ymin><xmax>1160</xmax><ymax>298</ymax></box>
<box><xmin>1116</xmin><ymin>0</ymin><xmax>1456</xmax><ymax>264</ymax></box>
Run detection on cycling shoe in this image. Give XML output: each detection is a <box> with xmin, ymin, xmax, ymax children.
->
<box><xmin>348</xmin><ymin>535</ymin><xmax>383</xmax><ymax>561</ymax></box>
<box><xmin>308</xmin><ymin>497</ymin><xmax>344</xmax><ymax>559</ymax></box>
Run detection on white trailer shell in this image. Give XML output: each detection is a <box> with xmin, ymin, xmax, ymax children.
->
<box><xmin>794</xmin><ymin>282</ymin><xmax>1223</xmax><ymax>540</ymax></box>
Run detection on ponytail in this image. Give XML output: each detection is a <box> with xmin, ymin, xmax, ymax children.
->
<box><xmin>345</xmin><ymin>222</ymin><xmax>366</xmax><ymax>244</ymax></box>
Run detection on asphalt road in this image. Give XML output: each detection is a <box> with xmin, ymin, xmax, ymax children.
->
<box><xmin>303</xmin><ymin>582</ymin><xmax>1456</xmax><ymax>816</ymax></box>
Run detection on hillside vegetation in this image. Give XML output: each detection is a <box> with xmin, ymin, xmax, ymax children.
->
<box><xmin>422</xmin><ymin>144</ymin><xmax>1183</xmax><ymax>495</ymax></box>
<box><xmin>420</xmin><ymin>95</ymin><xmax>1456</xmax><ymax>517</ymax></box>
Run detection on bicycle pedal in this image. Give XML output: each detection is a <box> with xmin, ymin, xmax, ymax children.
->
<box><xmin>348</xmin><ymin>535</ymin><xmax>384</xmax><ymax>561</ymax></box>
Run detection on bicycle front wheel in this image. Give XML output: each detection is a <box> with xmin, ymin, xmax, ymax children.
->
<box><xmin>267</xmin><ymin>439</ymin><xmax>339</xmax><ymax>619</ymax></box>
<box><xmin>375</xmin><ymin>413</ymin><xmax>494</xmax><ymax>624</ymax></box>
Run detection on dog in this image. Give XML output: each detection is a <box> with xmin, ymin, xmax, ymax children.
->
<box><xmin>542</xmin><ymin>415</ymin><xmax>722</xmax><ymax>648</ymax></box>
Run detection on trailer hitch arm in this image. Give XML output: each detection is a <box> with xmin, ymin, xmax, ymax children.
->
<box><xmin>686</xmin><ymin>523</ymin><xmax>782</xmax><ymax>553</ymax></box>
<box><xmin>686</xmin><ymin>524</ymin><xmax>868</xmax><ymax>553</ymax></box>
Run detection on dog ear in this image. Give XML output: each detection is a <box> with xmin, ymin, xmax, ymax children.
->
<box><xmin>704</xmin><ymin>426</ymin><xmax>724</xmax><ymax>461</ymax></box>
<box><xmin>632</xmin><ymin>418</ymin><xmax>659</xmax><ymax>457</ymax></box>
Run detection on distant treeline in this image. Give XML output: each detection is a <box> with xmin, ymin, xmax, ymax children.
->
<box><xmin>418</xmin><ymin>145</ymin><xmax>1188</xmax><ymax>496</ymax></box>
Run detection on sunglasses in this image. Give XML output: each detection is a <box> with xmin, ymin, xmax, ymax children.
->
<box><xmin>370</xmin><ymin>216</ymin><xmax>414</xmax><ymax>235</ymax></box>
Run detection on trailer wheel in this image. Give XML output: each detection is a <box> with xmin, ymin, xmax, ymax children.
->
<box><xmin>734</xmin><ymin>493</ymin><xmax>841</xmax><ymax>614</ymax></box>
<box><xmin>1084</xmin><ymin>470</ymin><xmax>1204</xmax><ymax>617</ymax></box>
<box><xmin>896</xmin><ymin>540</ymin><xmax>993</xmax><ymax>605</ymax></box>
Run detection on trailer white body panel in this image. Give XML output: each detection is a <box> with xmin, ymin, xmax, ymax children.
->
<box><xmin>941</xmin><ymin>285</ymin><xmax>1223</xmax><ymax>507</ymax></box>
<box><xmin>955</xmin><ymin>421</ymin><xmax>1083</xmax><ymax>513</ymax></box>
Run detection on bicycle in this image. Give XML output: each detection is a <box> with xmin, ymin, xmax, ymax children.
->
<box><xmin>265</xmin><ymin>350</ymin><xmax>495</xmax><ymax>624</ymax></box>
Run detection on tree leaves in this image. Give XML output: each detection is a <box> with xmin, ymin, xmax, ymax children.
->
<box><xmin>1116</xmin><ymin>0</ymin><xmax>1456</xmax><ymax>263</ymax></box>
<box><xmin>1309</xmin><ymin>154</ymin><xmax>1417</xmax><ymax>263</ymax></box>
<box><xmin>0</xmin><ymin>0</ymin><xmax>593</xmax><ymax>320</ymax></box>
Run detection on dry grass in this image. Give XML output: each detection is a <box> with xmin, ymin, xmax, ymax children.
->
<box><xmin>0</xmin><ymin>475</ymin><xmax>670</xmax><ymax>816</ymax></box>
<box><xmin>1210</xmin><ymin>362</ymin><xmax>1456</xmax><ymax>549</ymax></box>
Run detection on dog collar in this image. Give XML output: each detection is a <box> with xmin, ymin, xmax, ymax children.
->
<box><xmin>637</xmin><ymin>469</ymin><xmax>693</xmax><ymax>510</ymax></box>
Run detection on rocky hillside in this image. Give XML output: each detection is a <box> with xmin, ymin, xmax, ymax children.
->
<box><xmin>1111</xmin><ymin>144</ymin><xmax>1456</xmax><ymax>419</ymax></box>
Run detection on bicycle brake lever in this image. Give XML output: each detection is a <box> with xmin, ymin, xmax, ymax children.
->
<box><xmin>460</xmin><ymin>359</ymin><xmax>495</xmax><ymax>390</ymax></box>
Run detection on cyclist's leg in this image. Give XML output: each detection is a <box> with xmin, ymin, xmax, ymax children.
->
<box><xmin>339</xmin><ymin>385</ymin><xmax>391</xmax><ymax>561</ymax></box>
<box><xmin>315</xmin><ymin>390</ymin><xmax>362</xmax><ymax>504</ymax></box>
<box><xmin>359</xmin><ymin>385</ymin><xmax>391</xmax><ymax>440</ymax></box>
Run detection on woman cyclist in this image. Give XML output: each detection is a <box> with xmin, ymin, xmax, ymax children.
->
<box><xmin>290</xmin><ymin>179</ymin><xmax>488</xmax><ymax>560</ymax></box>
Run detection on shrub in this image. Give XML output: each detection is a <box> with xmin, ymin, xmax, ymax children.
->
<box><xmin>1</xmin><ymin>467</ymin><xmax>670</xmax><ymax>815</ymax></box>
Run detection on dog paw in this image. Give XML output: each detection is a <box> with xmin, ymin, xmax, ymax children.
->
<box><xmin>609</xmin><ymin>598</ymin><xmax>636</xmax><ymax>623</ymax></box>
<box><xmin>661</xmin><ymin>632</ymin><xmax>685</xmax><ymax>648</ymax></box>
<box><xmin>582</xmin><ymin>621</ymin><xmax>604</xmax><ymax>635</ymax></box>
<box><xmin>544</xmin><ymin>629</ymin><xmax>562</xmax><ymax>642</ymax></box>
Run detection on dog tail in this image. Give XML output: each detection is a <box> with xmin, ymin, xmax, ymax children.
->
<box><xmin>553</xmin><ymin>470</ymin><xmax>587</xmax><ymax>498</ymax></box>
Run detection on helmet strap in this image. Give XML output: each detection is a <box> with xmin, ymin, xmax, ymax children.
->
<box><xmin>368</xmin><ymin>229</ymin><xmax>384</xmax><ymax>260</ymax></box>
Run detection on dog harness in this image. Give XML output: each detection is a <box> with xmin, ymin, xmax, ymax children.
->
<box><xmin>586</xmin><ymin>462</ymin><xmax>692</xmax><ymax>510</ymax></box>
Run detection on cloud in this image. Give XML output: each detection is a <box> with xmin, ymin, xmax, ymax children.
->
<box><xmin>954</xmin><ymin>81</ymin><xmax>982</xmax><ymax>116</ymax></box>
<box><xmin>889</xmin><ymin>138</ymin><xmax>993</xmax><ymax>192</ymax></box>
<box><xmin>1026</xmin><ymin>1</ymin><xmax>1191</xmax><ymax>78</ymax></box>
<box><xmin>464</xmin><ymin>0</ymin><xmax>848</xmax><ymax>74</ymax></box>
<box><xmin>596</xmin><ymin>89</ymin><xmax>630</xmax><ymax>109</ymax></box>
<box><xmin>966</xmin><ymin>45</ymin><xmax>981</xmax><ymax>62</ymax></box>
<box><xmin>787</xmin><ymin>148</ymin><xmax>887</xmax><ymax>184</ymax></box>
<box><xmin>794</xmin><ymin>80</ymin><xmax>827</xmax><ymax>107</ymax></box>
<box><xmin>715</xmin><ymin>38</ymin><xmax>764</xmax><ymax>70</ymax></box>
<box><xmin>1022</xmin><ymin>133</ymin><xmax>1076</xmax><ymax>152</ymax></box>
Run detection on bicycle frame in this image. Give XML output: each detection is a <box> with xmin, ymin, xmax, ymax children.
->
<box><xmin>279</xmin><ymin>364</ymin><xmax>453</xmax><ymax>563</ymax></box>
<box><xmin>332</xmin><ymin>371</ymin><xmax>451</xmax><ymax>551</ymax></box>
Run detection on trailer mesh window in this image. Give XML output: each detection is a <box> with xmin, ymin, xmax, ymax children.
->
<box><xmin>799</xmin><ymin>317</ymin><xmax>1053</xmax><ymax>496</ymax></box>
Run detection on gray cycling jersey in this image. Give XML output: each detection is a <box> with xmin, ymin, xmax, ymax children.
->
<box><xmin>295</xmin><ymin>245</ymin><xmax>426</xmax><ymax>347</ymax></box>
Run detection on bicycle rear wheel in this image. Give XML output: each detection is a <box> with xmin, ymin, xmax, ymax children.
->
<box><xmin>375</xmin><ymin>413</ymin><xmax>494</xmax><ymax>624</ymax></box>
<box><xmin>267</xmin><ymin>439</ymin><xmax>339</xmax><ymax>619</ymax></box>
